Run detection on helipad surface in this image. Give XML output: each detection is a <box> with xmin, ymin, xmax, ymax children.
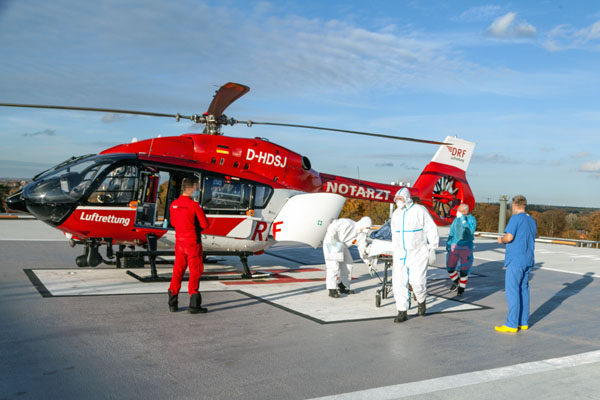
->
<box><xmin>26</xmin><ymin>263</ymin><xmax>486</xmax><ymax>323</ymax></box>
<box><xmin>1</xmin><ymin>220</ymin><xmax>600</xmax><ymax>399</ymax></box>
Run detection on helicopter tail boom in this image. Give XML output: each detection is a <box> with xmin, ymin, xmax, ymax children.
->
<box><xmin>320</xmin><ymin>136</ymin><xmax>475</xmax><ymax>225</ymax></box>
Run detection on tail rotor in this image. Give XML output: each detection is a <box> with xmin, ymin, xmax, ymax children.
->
<box><xmin>432</xmin><ymin>176</ymin><xmax>460</xmax><ymax>218</ymax></box>
<box><xmin>412</xmin><ymin>136</ymin><xmax>476</xmax><ymax>225</ymax></box>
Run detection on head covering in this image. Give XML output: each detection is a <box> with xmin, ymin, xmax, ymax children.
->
<box><xmin>394</xmin><ymin>188</ymin><xmax>413</xmax><ymax>207</ymax></box>
<box><xmin>355</xmin><ymin>216</ymin><xmax>372</xmax><ymax>232</ymax></box>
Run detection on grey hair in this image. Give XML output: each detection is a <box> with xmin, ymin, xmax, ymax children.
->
<box><xmin>512</xmin><ymin>195</ymin><xmax>527</xmax><ymax>209</ymax></box>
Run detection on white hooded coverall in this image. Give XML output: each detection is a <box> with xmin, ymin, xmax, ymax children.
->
<box><xmin>391</xmin><ymin>188</ymin><xmax>439</xmax><ymax>311</ymax></box>
<box><xmin>322</xmin><ymin>217</ymin><xmax>371</xmax><ymax>290</ymax></box>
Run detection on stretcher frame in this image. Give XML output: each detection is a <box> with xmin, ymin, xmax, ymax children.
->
<box><xmin>374</xmin><ymin>254</ymin><xmax>393</xmax><ymax>308</ymax></box>
<box><xmin>372</xmin><ymin>254</ymin><xmax>415</xmax><ymax>308</ymax></box>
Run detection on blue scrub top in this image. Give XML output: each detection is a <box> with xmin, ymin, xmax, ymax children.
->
<box><xmin>504</xmin><ymin>212</ymin><xmax>537</xmax><ymax>267</ymax></box>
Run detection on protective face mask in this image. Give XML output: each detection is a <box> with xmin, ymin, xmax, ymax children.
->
<box><xmin>456</xmin><ymin>211</ymin><xmax>463</xmax><ymax>218</ymax></box>
<box><xmin>396</xmin><ymin>200</ymin><xmax>405</xmax><ymax>209</ymax></box>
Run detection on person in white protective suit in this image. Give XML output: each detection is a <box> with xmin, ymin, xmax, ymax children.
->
<box><xmin>322</xmin><ymin>216</ymin><xmax>372</xmax><ymax>298</ymax></box>
<box><xmin>391</xmin><ymin>188</ymin><xmax>439</xmax><ymax>322</ymax></box>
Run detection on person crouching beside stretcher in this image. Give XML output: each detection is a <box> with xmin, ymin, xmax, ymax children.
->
<box><xmin>323</xmin><ymin>216</ymin><xmax>372</xmax><ymax>298</ymax></box>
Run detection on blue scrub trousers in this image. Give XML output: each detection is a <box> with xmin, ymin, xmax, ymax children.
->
<box><xmin>505</xmin><ymin>263</ymin><xmax>531</xmax><ymax>328</ymax></box>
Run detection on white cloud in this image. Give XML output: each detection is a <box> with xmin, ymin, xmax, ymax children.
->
<box><xmin>101</xmin><ymin>113</ymin><xmax>133</xmax><ymax>123</ymax></box>
<box><xmin>473</xmin><ymin>152</ymin><xmax>516</xmax><ymax>164</ymax></box>
<box><xmin>0</xmin><ymin>0</ymin><xmax>556</xmax><ymax>107</ymax></box>
<box><xmin>581</xmin><ymin>20</ymin><xmax>600</xmax><ymax>40</ymax></box>
<box><xmin>457</xmin><ymin>5</ymin><xmax>502</xmax><ymax>22</ymax></box>
<box><xmin>580</xmin><ymin>161</ymin><xmax>600</xmax><ymax>172</ymax></box>
<box><xmin>571</xmin><ymin>151</ymin><xmax>590</xmax><ymax>159</ymax></box>
<box><xmin>22</xmin><ymin>129</ymin><xmax>56</xmax><ymax>137</ymax></box>
<box><xmin>544</xmin><ymin>20</ymin><xmax>600</xmax><ymax>51</ymax></box>
<box><xmin>487</xmin><ymin>12</ymin><xmax>536</xmax><ymax>39</ymax></box>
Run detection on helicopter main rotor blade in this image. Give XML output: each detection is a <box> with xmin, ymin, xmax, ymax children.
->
<box><xmin>0</xmin><ymin>103</ymin><xmax>216</xmax><ymax>123</ymax></box>
<box><xmin>206</xmin><ymin>82</ymin><xmax>250</xmax><ymax>118</ymax></box>
<box><xmin>0</xmin><ymin>103</ymin><xmax>204</xmax><ymax>122</ymax></box>
<box><xmin>1</xmin><ymin>100</ymin><xmax>451</xmax><ymax>145</ymax></box>
<box><xmin>239</xmin><ymin>121</ymin><xmax>450</xmax><ymax>145</ymax></box>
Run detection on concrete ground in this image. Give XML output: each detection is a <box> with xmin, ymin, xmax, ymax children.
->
<box><xmin>1</xmin><ymin>220</ymin><xmax>599</xmax><ymax>399</ymax></box>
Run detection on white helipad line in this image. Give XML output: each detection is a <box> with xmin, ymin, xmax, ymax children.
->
<box><xmin>28</xmin><ymin>265</ymin><xmax>484</xmax><ymax>323</ymax></box>
<box><xmin>311</xmin><ymin>350</ymin><xmax>600</xmax><ymax>399</ymax></box>
<box><xmin>474</xmin><ymin>256</ymin><xmax>499</xmax><ymax>262</ymax></box>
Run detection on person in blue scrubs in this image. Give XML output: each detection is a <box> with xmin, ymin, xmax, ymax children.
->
<box><xmin>496</xmin><ymin>195</ymin><xmax>537</xmax><ymax>333</ymax></box>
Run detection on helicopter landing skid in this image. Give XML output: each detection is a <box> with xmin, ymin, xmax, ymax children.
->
<box><xmin>125</xmin><ymin>268</ymin><xmax>271</xmax><ymax>283</ymax></box>
<box><xmin>125</xmin><ymin>237</ymin><xmax>269</xmax><ymax>282</ymax></box>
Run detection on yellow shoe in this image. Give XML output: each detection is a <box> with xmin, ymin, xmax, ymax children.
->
<box><xmin>519</xmin><ymin>325</ymin><xmax>529</xmax><ymax>330</ymax></box>
<box><xmin>495</xmin><ymin>325</ymin><xmax>518</xmax><ymax>333</ymax></box>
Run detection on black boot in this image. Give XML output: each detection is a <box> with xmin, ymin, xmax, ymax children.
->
<box><xmin>337</xmin><ymin>283</ymin><xmax>355</xmax><ymax>294</ymax></box>
<box><xmin>394</xmin><ymin>311</ymin><xmax>408</xmax><ymax>323</ymax></box>
<box><xmin>457</xmin><ymin>287</ymin><xmax>464</xmax><ymax>296</ymax></box>
<box><xmin>418</xmin><ymin>302</ymin><xmax>426</xmax><ymax>316</ymax></box>
<box><xmin>168</xmin><ymin>290</ymin><xmax>178</xmax><ymax>312</ymax></box>
<box><xmin>450</xmin><ymin>280</ymin><xmax>459</xmax><ymax>291</ymax></box>
<box><xmin>188</xmin><ymin>293</ymin><xmax>207</xmax><ymax>314</ymax></box>
<box><xmin>328</xmin><ymin>289</ymin><xmax>340</xmax><ymax>298</ymax></box>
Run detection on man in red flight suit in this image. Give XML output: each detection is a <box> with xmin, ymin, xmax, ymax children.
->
<box><xmin>168</xmin><ymin>178</ymin><xmax>210</xmax><ymax>314</ymax></box>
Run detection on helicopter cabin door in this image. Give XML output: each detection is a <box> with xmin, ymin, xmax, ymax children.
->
<box><xmin>272</xmin><ymin>193</ymin><xmax>346</xmax><ymax>248</ymax></box>
<box><xmin>135</xmin><ymin>169</ymin><xmax>172</xmax><ymax>229</ymax></box>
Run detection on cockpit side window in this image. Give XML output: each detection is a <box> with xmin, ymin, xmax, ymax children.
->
<box><xmin>201</xmin><ymin>176</ymin><xmax>250</xmax><ymax>212</ymax></box>
<box><xmin>253</xmin><ymin>184</ymin><xmax>273</xmax><ymax>209</ymax></box>
<box><xmin>87</xmin><ymin>165</ymin><xmax>138</xmax><ymax>205</ymax></box>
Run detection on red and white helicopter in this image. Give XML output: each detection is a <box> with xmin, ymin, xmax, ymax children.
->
<box><xmin>3</xmin><ymin>83</ymin><xmax>475</xmax><ymax>280</ymax></box>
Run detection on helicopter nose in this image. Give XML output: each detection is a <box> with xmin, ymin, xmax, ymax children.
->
<box><xmin>6</xmin><ymin>188</ymin><xmax>28</xmax><ymax>213</ymax></box>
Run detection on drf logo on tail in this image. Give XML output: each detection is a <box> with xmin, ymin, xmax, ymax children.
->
<box><xmin>446</xmin><ymin>146</ymin><xmax>467</xmax><ymax>162</ymax></box>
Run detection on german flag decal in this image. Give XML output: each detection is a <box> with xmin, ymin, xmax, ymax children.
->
<box><xmin>216</xmin><ymin>145</ymin><xmax>230</xmax><ymax>155</ymax></box>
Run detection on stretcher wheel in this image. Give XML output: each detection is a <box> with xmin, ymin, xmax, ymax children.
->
<box><xmin>375</xmin><ymin>294</ymin><xmax>381</xmax><ymax>308</ymax></box>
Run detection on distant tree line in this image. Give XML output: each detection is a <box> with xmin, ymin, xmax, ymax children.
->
<box><xmin>472</xmin><ymin>202</ymin><xmax>600</xmax><ymax>241</ymax></box>
<box><xmin>339</xmin><ymin>198</ymin><xmax>391</xmax><ymax>225</ymax></box>
<box><xmin>340</xmin><ymin>198</ymin><xmax>600</xmax><ymax>241</ymax></box>
<box><xmin>0</xmin><ymin>184</ymin><xmax>11</xmax><ymax>213</ymax></box>
<box><xmin>0</xmin><ymin>182</ymin><xmax>27</xmax><ymax>213</ymax></box>
<box><xmin>4</xmin><ymin>181</ymin><xmax>600</xmax><ymax>241</ymax></box>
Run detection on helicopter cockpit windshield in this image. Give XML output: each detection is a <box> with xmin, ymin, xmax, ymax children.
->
<box><xmin>22</xmin><ymin>154</ymin><xmax>136</xmax><ymax>224</ymax></box>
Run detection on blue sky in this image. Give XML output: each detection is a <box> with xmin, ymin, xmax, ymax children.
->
<box><xmin>1</xmin><ymin>0</ymin><xmax>600</xmax><ymax>207</ymax></box>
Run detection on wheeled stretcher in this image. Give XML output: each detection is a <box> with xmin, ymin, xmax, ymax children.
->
<box><xmin>366</xmin><ymin>222</ymin><xmax>415</xmax><ymax>308</ymax></box>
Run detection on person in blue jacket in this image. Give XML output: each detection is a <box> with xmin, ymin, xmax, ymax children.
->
<box><xmin>496</xmin><ymin>195</ymin><xmax>537</xmax><ymax>333</ymax></box>
<box><xmin>446</xmin><ymin>203</ymin><xmax>477</xmax><ymax>296</ymax></box>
